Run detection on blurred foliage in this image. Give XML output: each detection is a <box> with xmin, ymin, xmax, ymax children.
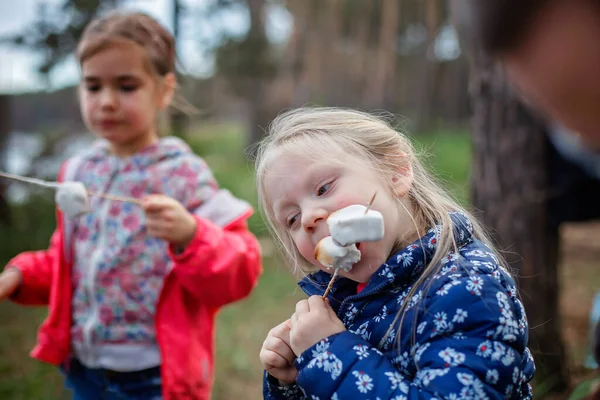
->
<box><xmin>0</xmin><ymin>193</ymin><xmax>56</xmax><ymax>267</ymax></box>
<box><xmin>569</xmin><ymin>376</ymin><xmax>600</xmax><ymax>400</ymax></box>
<box><xmin>2</xmin><ymin>0</ymin><xmax>124</xmax><ymax>78</ymax></box>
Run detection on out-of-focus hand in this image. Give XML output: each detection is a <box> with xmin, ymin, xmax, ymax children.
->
<box><xmin>142</xmin><ymin>194</ymin><xmax>197</xmax><ymax>247</ymax></box>
<box><xmin>0</xmin><ymin>268</ymin><xmax>22</xmax><ymax>301</ymax></box>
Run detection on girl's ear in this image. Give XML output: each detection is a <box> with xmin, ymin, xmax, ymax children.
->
<box><xmin>391</xmin><ymin>155</ymin><xmax>413</xmax><ymax>198</ymax></box>
<box><xmin>158</xmin><ymin>72</ymin><xmax>176</xmax><ymax>110</ymax></box>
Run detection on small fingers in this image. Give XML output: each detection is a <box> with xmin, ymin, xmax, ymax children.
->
<box><xmin>263</xmin><ymin>336</ymin><xmax>295</xmax><ymax>365</ymax></box>
<box><xmin>295</xmin><ymin>299</ymin><xmax>309</xmax><ymax>315</ymax></box>
<box><xmin>142</xmin><ymin>195</ymin><xmax>174</xmax><ymax>212</ymax></box>
<box><xmin>260</xmin><ymin>348</ymin><xmax>291</xmax><ymax>369</ymax></box>
<box><xmin>269</xmin><ymin>319</ymin><xmax>292</xmax><ymax>337</ymax></box>
<box><xmin>307</xmin><ymin>295</ymin><xmax>327</xmax><ymax>311</ymax></box>
<box><xmin>290</xmin><ymin>312</ymin><xmax>299</xmax><ymax>329</ymax></box>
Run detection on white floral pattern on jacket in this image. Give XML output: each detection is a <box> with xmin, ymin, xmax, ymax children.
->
<box><xmin>263</xmin><ymin>212</ymin><xmax>535</xmax><ymax>399</ymax></box>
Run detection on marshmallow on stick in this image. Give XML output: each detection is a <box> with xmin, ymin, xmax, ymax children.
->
<box><xmin>0</xmin><ymin>170</ymin><xmax>142</xmax><ymax>219</ymax></box>
<box><xmin>55</xmin><ymin>183</ymin><xmax>143</xmax><ymax>218</ymax></box>
<box><xmin>328</xmin><ymin>204</ymin><xmax>385</xmax><ymax>246</ymax></box>
<box><xmin>55</xmin><ymin>182</ymin><xmax>90</xmax><ymax>218</ymax></box>
<box><xmin>317</xmin><ymin>196</ymin><xmax>385</xmax><ymax>298</ymax></box>
<box><xmin>314</xmin><ymin>236</ymin><xmax>360</xmax><ymax>272</ymax></box>
<box><xmin>314</xmin><ymin>200</ymin><xmax>385</xmax><ymax>272</ymax></box>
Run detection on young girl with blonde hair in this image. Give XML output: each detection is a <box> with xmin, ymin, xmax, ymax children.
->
<box><xmin>257</xmin><ymin>107</ymin><xmax>534</xmax><ymax>399</ymax></box>
<box><xmin>0</xmin><ymin>11</ymin><xmax>262</xmax><ymax>400</ymax></box>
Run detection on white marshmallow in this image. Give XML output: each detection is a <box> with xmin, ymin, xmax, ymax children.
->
<box><xmin>314</xmin><ymin>236</ymin><xmax>360</xmax><ymax>272</ymax></box>
<box><xmin>327</xmin><ymin>204</ymin><xmax>385</xmax><ymax>247</ymax></box>
<box><xmin>55</xmin><ymin>182</ymin><xmax>90</xmax><ymax>218</ymax></box>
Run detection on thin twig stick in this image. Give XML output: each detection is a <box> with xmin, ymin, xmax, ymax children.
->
<box><xmin>322</xmin><ymin>267</ymin><xmax>340</xmax><ymax>299</ymax></box>
<box><xmin>365</xmin><ymin>191</ymin><xmax>377</xmax><ymax>214</ymax></box>
<box><xmin>88</xmin><ymin>191</ymin><xmax>143</xmax><ymax>206</ymax></box>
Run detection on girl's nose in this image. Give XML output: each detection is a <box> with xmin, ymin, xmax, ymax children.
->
<box><xmin>302</xmin><ymin>207</ymin><xmax>329</xmax><ymax>233</ymax></box>
<box><xmin>100</xmin><ymin>89</ymin><xmax>118</xmax><ymax>110</ymax></box>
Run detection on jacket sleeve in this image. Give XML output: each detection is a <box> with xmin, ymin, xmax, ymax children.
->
<box><xmin>167</xmin><ymin>155</ymin><xmax>262</xmax><ymax>307</ymax></box>
<box><xmin>7</xmin><ymin>228</ymin><xmax>60</xmax><ymax>306</ymax></box>
<box><xmin>292</xmin><ymin>273</ymin><xmax>534</xmax><ymax>399</ymax></box>
<box><xmin>167</xmin><ymin>213</ymin><xmax>261</xmax><ymax>307</ymax></box>
<box><xmin>262</xmin><ymin>371</ymin><xmax>306</xmax><ymax>400</ymax></box>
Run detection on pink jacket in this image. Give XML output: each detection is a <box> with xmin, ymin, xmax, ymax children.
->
<box><xmin>8</xmin><ymin>156</ymin><xmax>262</xmax><ymax>399</ymax></box>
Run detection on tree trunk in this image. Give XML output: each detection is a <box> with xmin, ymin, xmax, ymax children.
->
<box><xmin>323</xmin><ymin>0</ymin><xmax>344</xmax><ymax>105</ymax></box>
<box><xmin>0</xmin><ymin>95</ymin><xmax>12</xmax><ymax>226</ymax></box>
<box><xmin>246</xmin><ymin>0</ymin><xmax>269</xmax><ymax>147</ymax></box>
<box><xmin>349</xmin><ymin>1</ymin><xmax>373</xmax><ymax>100</ymax></box>
<box><xmin>413</xmin><ymin>0</ymin><xmax>442</xmax><ymax>132</ymax></box>
<box><xmin>170</xmin><ymin>0</ymin><xmax>188</xmax><ymax>137</ymax></box>
<box><xmin>365</xmin><ymin>0</ymin><xmax>400</xmax><ymax>109</ymax></box>
<box><xmin>299</xmin><ymin>0</ymin><xmax>324</xmax><ymax>104</ymax></box>
<box><xmin>469</xmin><ymin>48</ymin><xmax>569</xmax><ymax>392</ymax></box>
<box><xmin>268</xmin><ymin>0</ymin><xmax>307</xmax><ymax>108</ymax></box>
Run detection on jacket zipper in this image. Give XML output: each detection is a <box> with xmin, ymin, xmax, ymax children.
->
<box><xmin>81</xmin><ymin>162</ymin><xmax>121</xmax><ymax>366</ymax></box>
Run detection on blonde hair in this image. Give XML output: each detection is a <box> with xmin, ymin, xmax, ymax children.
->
<box><xmin>255</xmin><ymin>107</ymin><xmax>506</xmax><ymax>343</ymax></box>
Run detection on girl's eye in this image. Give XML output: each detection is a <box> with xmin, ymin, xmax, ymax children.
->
<box><xmin>120</xmin><ymin>84</ymin><xmax>138</xmax><ymax>92</ymax></box>
<box><xmin>86</xmin><ymin>85</ymin><xmax>101</xmax><ymax>92</ymax></box>
<box><xmin>287</xmin><ymin>214</ymin><xmax>299</xmax><ymax>228</ymax></box>
<box><xmin>317</xmin><ymin>183</ymin><xmax>330</xmax><ymax>196</ymax></box>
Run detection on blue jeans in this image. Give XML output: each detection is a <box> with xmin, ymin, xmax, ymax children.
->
<box><xmin>61</xmin><ymin>358</ymin><xmax>162</xmax><ymax>400</ymax></box>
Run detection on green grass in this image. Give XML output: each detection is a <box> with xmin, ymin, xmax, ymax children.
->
<box><xmin>0</xmin><ymin>305</ymin><xmax>68</xmax><ymax>399</ymax></box>
<box><xmin>413</xmin><ymin>130</ymin><xmax>472</xmax><ymax>205</ymax></box>
<box><xmin>0</xmin><ymin>123</ymin><xmax>471</xmax><ymax>399</ymax></box>
<box><xmin>569</xmin><ymin>376</ymin><xmax>600</xmax><ymax>400</ymax></box>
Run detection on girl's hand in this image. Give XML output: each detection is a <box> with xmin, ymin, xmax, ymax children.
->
<box><xmin>260</xmin><ymin>319</ymin><xmax>298</xmax><ymax>386</ymax></box>
<box><xmin>289</xmin><ymin>295</ymin><xmax>346</xmax><ymax>356</ymax></box>
<box><xmin>0</xmin><ymin>268</ymin><xmax>21</xmax><ymax>301</ymax></box>
<box><xmin>142</xmin><ymin>195</ymin><xmax>197</xmax><ymax>247</ymax></box>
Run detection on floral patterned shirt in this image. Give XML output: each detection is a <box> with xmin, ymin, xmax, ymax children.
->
<box><xmin>263</xmin><ymin>212</ymin><xmax>535</xmax><ymax>399</ymax></box>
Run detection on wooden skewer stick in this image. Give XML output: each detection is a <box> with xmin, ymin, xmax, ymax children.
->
<box><xmin>322</xmin><ymin>267</ymin><xmax>340</xmax><ymax>299</ymax></box>
<box><xmin>322</xmin><ymin>191</ymin><xmax>378</xmax><ymax>299</ymax></box>
<box><xmin>88</xmin><ymin>191</ymin><xmax>143</xmax><ymax>206</ymax></box>
<box><xmin>364</xmin><ymin>191</ymin><xmax>377</xmax><ymax>214</ymax></box>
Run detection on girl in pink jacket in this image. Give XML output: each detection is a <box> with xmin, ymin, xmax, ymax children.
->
<box><xmin>0</xmin><ymin>11</ymin><xmax>261</xmax><ymax>400</ymax></box>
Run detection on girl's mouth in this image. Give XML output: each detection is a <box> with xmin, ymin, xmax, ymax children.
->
<box><xmin>98</xmin><ymin>119</ymin><xmax>121</xmax><ymax>129</ymax></box>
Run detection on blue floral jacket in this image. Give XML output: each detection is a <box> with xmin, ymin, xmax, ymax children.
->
<box><xmin>263</xmin><ymin>212</ymin><xmax>535</xmax><ymax>399</ymax></box>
